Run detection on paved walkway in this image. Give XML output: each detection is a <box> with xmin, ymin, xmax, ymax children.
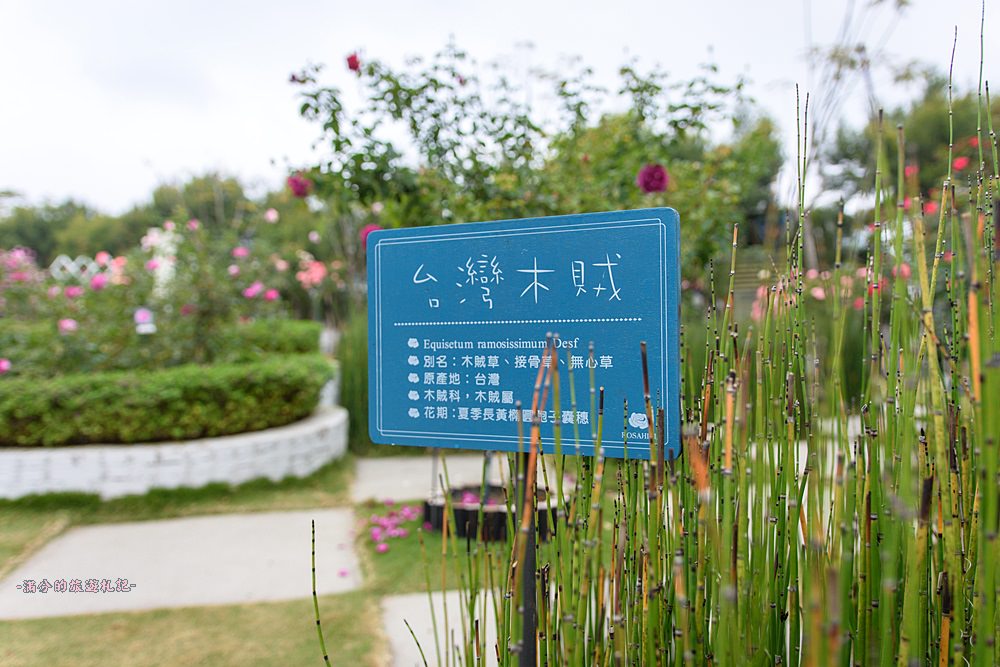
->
<box><xmin>0</xmin><ymin>509</ymin><xmax>359</xmax><ymax>620</ymax></box>
<box><xmin>381</xmin><ymin>590</ymin><xmax>498</xmax><ymax>667</ymax></box>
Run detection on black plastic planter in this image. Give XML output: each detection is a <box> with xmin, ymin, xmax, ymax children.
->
<box><xmin>422</xmin><ymin>484</ymin><xmax>559</xmax><ymax>543</ymax></box>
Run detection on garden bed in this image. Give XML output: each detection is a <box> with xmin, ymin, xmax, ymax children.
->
<box><xmin>0</xmin><ymin>353</ymin><xmax>333</xmax><ymax>447</ymax></box>
<box><xmin>0</xmin><ymin>406</ymin><xmax>348</xmax><ymax>500</ymax></box>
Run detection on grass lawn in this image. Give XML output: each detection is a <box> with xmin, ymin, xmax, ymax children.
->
<box><xmin>355</xmin><ymin>498</ymin><xmax>511</xmax><ymax>597</ymax></box>
<box><xmin>0</xmin><ymin>591</ymin><xmax>385</xmax><ymax>667</ymax></box>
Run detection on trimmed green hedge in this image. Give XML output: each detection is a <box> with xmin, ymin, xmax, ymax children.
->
<box><xmin>221</xmin><ymin>319</ymin><xmax>322</xmax><ymax>356</ymax></box>
<box><xmin>0</xmin><ymin>318</ymin><xmax>322</xmax><ymax>378</ymax></box>
<box><xmin>0</xmin><ymin>353</ymin><xmax>333</xmax><ymax>447</ymax></box>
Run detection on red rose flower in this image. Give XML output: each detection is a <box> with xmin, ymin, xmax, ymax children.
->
<box><xmin>636</xmin><ymin>163</ymin><xmax>669</xmax><ymax>193</ymax></box>
<box><xmin>953</xmin><ymin>156</ymin><xmax>970</xmax><ymax>171</ymax></box>
<box><xmin>287</xmin><ymin>172</ymin><xmax>313</xmax><ymax>198</ymax></box>
<box><xmin>347</xmin><ymin>52</ymin><xmax>361</xmax><ymax>73</ymax></box>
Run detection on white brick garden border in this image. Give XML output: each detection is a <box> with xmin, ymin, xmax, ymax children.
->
<box><xmin>0</xmin><ymin>407</ymin><xmax>348</xmax><ymax>500</ymax></box>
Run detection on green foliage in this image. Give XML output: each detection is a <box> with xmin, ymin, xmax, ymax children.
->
<box><xmin>0</xmin><ymin>353</ymin><xmax>332</xmax><ymax>446</ymax></box>
<box><xmin>218</xmin><ymin>319</ymin><xmax>322</xmax><ymax>356</ymax></box>
<box><xmin>0</xmin><ymin>201</ymin><xmax>91</xmax><ymax>266</ymax></box>
<box><xmin>337</xmin><ymin>310</ymin><xmax>373</xmax><ymax>454</ymax></box>
<box><xmin>0</xmin><ymin>318</ymin><xmax>320</xmax><ymax>379</ymax></box>
<box><xmin>292</xmin><ymin>46</ymin><xmax>783</xmax><ymax>280</ymax></box>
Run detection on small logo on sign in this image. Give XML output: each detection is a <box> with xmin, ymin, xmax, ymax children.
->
<box><xmin>628</xmin><ymin>412</ymin><xmax>649</xmax><ymax>430</ymax></box>
<box><xmin>407</xmin><ymin>338</ymin><xmax>419</xmax><ymax>348</ymax></box>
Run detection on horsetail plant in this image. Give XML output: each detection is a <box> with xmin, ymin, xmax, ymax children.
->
<box><xmin>310</xmin><ymin>21</ymin><xmax>999</xmax><ymax>667</ymax></box>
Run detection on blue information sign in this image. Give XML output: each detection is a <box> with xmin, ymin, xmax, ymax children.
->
<box><xmin>366</xmin><ymin>208</ymin><xmax>680</xmax><ymax>459</ymax></box>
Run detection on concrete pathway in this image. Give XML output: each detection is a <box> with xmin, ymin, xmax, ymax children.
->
<box><xmin>382</xmin><ymin>590</ymin><xmax>498</xmax><ymax>667</ymax></box>
<box><xmin>352</xmin><ymin>452</ymin><xmax>508</xmax><ymax>503</ymax></box>
<box><xmin>0</xmin><ymin>508</ymin><xmax>359</xmax><ymax>619</ymax></box>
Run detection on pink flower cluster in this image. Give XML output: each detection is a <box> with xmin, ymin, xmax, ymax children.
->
<box><xmin>241</xmin><ymin>282</ymin><xmax>280</xmax><ymax>301</ymax></box>
<box><xmin>1</xmin><ymin>247</ymin><xmax>43</xmax><ymax>284</ymax></box>
<box><xmin>296</xmin><ymin>260</ymin><xmax>327</xmax><ymax>289</ymax></box>
<box><xmin>368</xmin><ymin>502</ymin><xmax>422</xmax><ymax>554</ymax></box>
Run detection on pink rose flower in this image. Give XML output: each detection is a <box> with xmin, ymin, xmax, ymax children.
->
<box><xmin>359</xmin><ymin>223</ymin><xmax>382</xmax><ymax>247</ymax></box>
<box><xmin>892</xmin><ymin>263</ymin><xmax>912</xmax><ymax>280</ymax></box>
<box><xmin>852</xmin><ymin>297</ymin><xmax>865</xmax><ymax>311</ymax></box>
<box><xmin>95</xmin><ymin>251</ymin><xmax>111</xmax><ymax>267</ymax></box>
<box><xmin>58</xmin><ymin>318</ymin><xmax>78</xmax><ymax>334</ymax></box>
<box><xmin>953</xmin><ymin>156</ymin><xmax>970</xmax><ymax>171</ymax></box>
<box><xmin>145</xmin><ymin>259</ymin><xmax>160</xmax><ymax>271</ymax></box>
<box><xmin>0</xmin><ymin>358</ymin><xmax>11</xmax><ymax>374</ymax></box>
<box><xmin>308</xmin><ymin>231</ymin><xmax>320</xmax><ymax>243</ymax></box>
<box><xmin>274</xmin><ymin>259</ymin><xmax>289</xmax><ymax>272</ymax></box>
<box><xmin>187</xmin><ymin>218</ymin><xmax>200</xmax><ymax>231</ymax></box>
<box><xmin>924</xmin><ymin>200</ymin><xmax>939</xmax><ymax>215</ymax></box>
<box><xmin>232</xmin><ymin>246</ymin><xmax>250</xmax><ymax>259</ymax></box>
<box><xmin>296</xmin><ymin>261</ymin><xmax>327</xmax><ymax>288</ymax></box>
<box><xmin>636</xmin><ymin>163</ymin><xmax>669</xmax><ymax>193</ymax></box>
<box><xmin>47</xmin><ymin>286</ymin><xmax>61</xmax><ymax>298</ymax></box>
<box><xmin>375</xmin><ymin>542</ymin><xmax>389</xmax><ymax>554</ymax></box>
<box><xmin>163</xmin><ymin>220</ymin><xmax>176</xmax><ymax>231</ymax></box>
<box><xmin>810</xmin><ymin>286</ymin><xmax>826</xmax><ymax>301</ymax></box>
<box><xmin>904</xmin><ymin>164</ymin><xmax>918</xmax><ymax>178</ymax></box>
<box><xmin>64</xmin><ymin>285</ymin><xmax>84</xmax><ymax>299</ymax></box>
<box><xmin>264</xmin><ymin>208</ymin><xmax>279</xmax><ymax>223</ymax></box>
<box><xmin>242</xmin><ymin>281</ymin><xmax>264</xmax><ymax>299</ymax></box>
<box><xmin>228</xmin><ymin>265</ymin><xmax>240</xmax><ymax>277</ymax></box>
<box><xmin>90</xmin><ymin>273</ymin><xmax>108</xmax><ymax>291</ymax></box>
<box><xmin>347</xmin><ymin>52</ymin><xmax>361</xmax><ymax>72</ymax></box>
<box><xmin>263</xmin><ymin>288</ymin><xmax>280</xmax><ymax>302</ymax></box>
<box><xmin>287</xmin><ymin>172</ymin><xmax>312</xmax><ymax>198</ymax></box>
<box><xmin>134</xmin><ymin>308</ymin><xmax>153</xmax><ymax>324</ymax></box>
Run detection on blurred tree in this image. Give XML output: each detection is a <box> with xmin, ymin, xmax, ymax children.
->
<box><xmin>822</xmin><ymin>73</ymin><xmax>999</xmax><ymax>203</ymax></box>
<box><xmin>291</xmin><ymin>46</ymin><xmax>783</xmax><ymax>279</ymax></box>
<box><xmin>0</xmin><ymin>201</ymin><xmax>90</xmax><ymax>265</ymax></box>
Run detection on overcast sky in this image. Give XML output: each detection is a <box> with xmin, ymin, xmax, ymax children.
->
<box><xmin>0</xmin><ymin>0</ymin><xmax>995</xmax><ymax>215</ymax></box>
